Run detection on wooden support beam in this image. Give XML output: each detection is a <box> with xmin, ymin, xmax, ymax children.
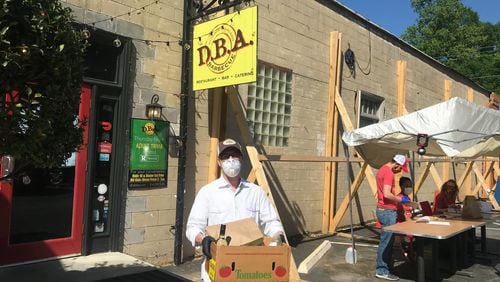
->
<box><xmin>247</xmin><ymin>146</ymin><xmax>273</xmax><ymax>199</ymax></box>
<box><xmin>492</xmin><ymin>161</ymin><xmax>500</xmax><ymax>209</ymax></box>
<box><xmin>467</xmin><ymin>88</ymin><xmax>474</xmax><ymax>102</ymax></box>
<box><xmin>415</xmin><ymin>162</ymin><xmax>432</xmax><ymax>194</ymax></box>
<box><xmin>260</xmin><ymin>154</ymin><xmax>364</xmax><ymax>163</ymax></box>
<box><xmin>365</xmin><ymin>167</ymin><xmax>378</xmax><ymax>197</ymax></box>
<box><xmin>442</xmin><ymin>80</ymin><xmax>452</xmax><ymax>181</ymax></box>
<box><xmin>488</xmin><ymin>193</ymin><xmax>500</xmax><ymax>209</ymax></box>
<box><xmin>494</xmin><ymin>162</ymin><xmax>500</xmax><ymax>176</ymax></box>
<box><xmin>430</xmin><ymin>163</ymin><xmax>443</xmax><ymax>190</ymax></box>
<box><xmin>207</xmin><ymin>87</ymin><xmax>225</xmax><ymax>182</ymax></box>
<box><xmin>471</xmin><ymin>162</ymin><xmax>494</xmax><ymax>195</ymax></box>
<box><xmin>226</xmin><ymin>86</ymin><xmax>253</xmax><ymax>144</ymax></box>
<box><xmin>397</xmin><ymin>60</ymin><xmax>407</xmax><ymax>116</ymax></box>
<box><xmin>246</xmin><ymin>146</ymin><xmax>301</xmax><ymax>281</ymax></box>
<box><xmin>330</xmin><ymin>162</ymin><xmax>368</xmax><ymax>232</ymax></box>
<box><xmin>297</xmin><ymin>240</ymin><xmax>331</xmax><ymax>274</ymax></box>
<box><xmin>226</xmin><ymin>86</ymin><xmax>300</xmax><ymax>281</ymax></box>
<box><xmin>335</xmin><ymin>92</ymin><xmax>354</xmax><ymax>131</ymax></box>
<box><xmin>322</xmin><ymin>31</ymin><xmax>342</xmax><ymax>233</ymax></box>
<box><xmin>457</xmin><ymin>161</ymin><xmax>474</xmax><ymax>195</ymax></box>
<box><xmin>444</xmin><ymin>79</ymin><xmax>452</xmax><ymax>100</ymax></box>
<box><xmin>247</xmin><ymin>169</ymin><xmax>256</xmax><ymax>183</ymax></box>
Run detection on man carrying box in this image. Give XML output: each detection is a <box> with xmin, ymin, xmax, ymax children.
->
<box><xmin>186</xmin><ymin>138</ymin><xmax>285</xmax><ymax>282</ymax></box>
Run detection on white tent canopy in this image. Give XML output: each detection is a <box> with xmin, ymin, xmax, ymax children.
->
<box><xmin>342</xmin><ymin>97</ymin><xmax>500</xmax><ymax>168</ymax></box>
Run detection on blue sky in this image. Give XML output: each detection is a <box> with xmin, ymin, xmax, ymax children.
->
<box><xmin>336</xmin><ymin>0</ymin><xmax>500</xmax><ymax>36</ymax></box>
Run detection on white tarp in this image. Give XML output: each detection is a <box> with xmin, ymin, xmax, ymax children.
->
<box><xmin>342</xmin><ymin>97</ymin><xmax>500</xmax><ymax>168</ymax></box>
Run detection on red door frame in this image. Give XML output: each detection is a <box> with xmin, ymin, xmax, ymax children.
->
<box><xmin>0</xmin><ymin>85</ymin><xmax>91</xmax><ymax>265</ymax></box>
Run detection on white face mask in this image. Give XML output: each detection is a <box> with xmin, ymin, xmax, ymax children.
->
<box><xmin>221</xmin><ymin>158</ymin><xmax>241</xmax><ymax>178</ymax></box>
<box><xmin>403</xmin><ymin>187</ymin><xmax>413</xmax><ymax>195</ymax></box>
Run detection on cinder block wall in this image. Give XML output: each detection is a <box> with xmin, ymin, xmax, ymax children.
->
<box><xmin>197</xmin><ymin>0</ymin><xmax>490</xmax><ymax>233</ymax></box>
<box><xmin>64</xmin><ymin>0</ymin><xmax>490</xmax><ymax>266</ymax></box>
<box><xmin>64</xmin><ymin>0</ymin><xmax>184</xmax><ymax>265</ymax></box>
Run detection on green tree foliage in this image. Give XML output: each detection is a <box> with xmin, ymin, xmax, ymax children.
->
<box><xmin>402</xmin><ymin>0</ymin><xmax>499</xmax><ymax>93</ymax></box>
<box><xmin>0</xmin><ymin>0</ymin><xmax>86</xmax><ymax>175</ymax></box>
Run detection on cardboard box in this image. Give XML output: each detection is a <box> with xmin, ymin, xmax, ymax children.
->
<box><xmin>206</xmin><ymin>218</ymin><xmax>264</xmax><ymax>246</ymax></box>
<box><xmin>206</xmin><ymin>237</ymin><xmax>291</xmax><ymax>282</ymax></box>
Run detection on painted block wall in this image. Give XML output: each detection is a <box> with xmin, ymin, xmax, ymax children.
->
<box><xmin>63</xmin><ymin>0</ymin><xmax>490</xmax><ymax>265</ymax></box>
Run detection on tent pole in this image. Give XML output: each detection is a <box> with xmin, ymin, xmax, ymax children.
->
<box><xmin>452</xmin><ymin>160</ymin><xmax>457</xmax><ymax>181</ymax></box>
<box><xmin>344</xmin><ymin>146</ymin><xmax>355</xmax><ymax>263</ymax></box>
<box><xmin>411</xmin><ymin>151</ymin><xmax>416</xmax><ymax>201</ymax></box>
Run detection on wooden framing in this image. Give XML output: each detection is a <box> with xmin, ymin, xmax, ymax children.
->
<box><xmin>202</xmin><ymin>34</ymin><xmax>499</xmax><ymax>279</ymax></box>
<box><xmin>397</xmin><ymin>60</ymin><xmax>407</xmax><ymax>116</ymax></box>
<box><xmin>322</xmin><ymin>31</ymin><xmax>342</xmax><ymax>233</ymax></box>
<box><xmin>209</xmin><ymin>85</ymin><xmax>301</xmax><ymax>281</ymax></box>
<box><xmin>207</xmin><ymin>87</ymin><xmax>225</xmax><ymax>182</ymax></box>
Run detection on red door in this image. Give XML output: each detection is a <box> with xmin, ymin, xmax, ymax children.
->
<box><xmin>0</xmin><ymin>85</ymin><xmax>91</xmax><ymax>265</ymax></box>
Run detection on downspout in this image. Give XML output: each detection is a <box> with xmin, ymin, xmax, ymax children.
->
<box><xmin>174</xmin><ymin>0</ymin><xmax>192</xmax><ymax>265</ymax></box>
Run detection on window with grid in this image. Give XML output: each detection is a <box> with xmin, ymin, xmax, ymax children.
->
<box><xmin>357</xmin><ymin>90</ymin><xmax>384</xmax><ymax>128</ymax></box>
<box><xmin>247</xmin><ymin>63</ymin><xmax>292</xmax><ymax>146</ymax></box>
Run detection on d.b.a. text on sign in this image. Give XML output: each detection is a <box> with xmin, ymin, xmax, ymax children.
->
<box><xmin>193</xmin><ymin>6</ymin><xmax>257</xmax><ymax>91</ymax></box>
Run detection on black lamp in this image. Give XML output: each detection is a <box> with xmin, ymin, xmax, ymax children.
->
<box><xmin>146</xmin><ymin>94</ymin><xmax>163</xmax><ymax>120</ymax></box>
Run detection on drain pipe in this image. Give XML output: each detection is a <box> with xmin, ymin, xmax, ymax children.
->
<box><xmin>174</xmin><ymin>0</ymin><xmax>192</xmax><ymax>265</ymax></box>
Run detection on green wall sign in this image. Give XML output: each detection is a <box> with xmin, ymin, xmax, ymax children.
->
<box><xmin>129</xmin><ymin>118</ymin><xmax>169</xmax><ymax>188</ymax></box>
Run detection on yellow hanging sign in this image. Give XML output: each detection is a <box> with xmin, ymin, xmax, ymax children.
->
<box><xmin>192</xmin><ymin>6</ymin><xmax>257</xmax><ymax>91</ymax></box>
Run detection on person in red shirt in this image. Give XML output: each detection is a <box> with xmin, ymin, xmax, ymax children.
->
<box><xmin>433</xmin><ymin>179</ymin><xmax>459</xmax><ymax>215</ymax></box>
<box><xmin>396</xmin><ymin>177</ymin><xmax>415</xmax><ymax>261</ymax></box>
<box><xmin>375</xmin><ymin>154</ymin><xmax>408</xmax><ymax>281</ymax></box>
<box><xmin>396</xmin><ymin>177</ymin><xmax>414</xmax><ymax>222</ymax></box>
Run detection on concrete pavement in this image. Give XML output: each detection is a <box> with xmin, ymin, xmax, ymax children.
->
<box><xmin>1</xmin><ymin>220</ymin><xmax>499</xmax><ymax>282</ymax></box>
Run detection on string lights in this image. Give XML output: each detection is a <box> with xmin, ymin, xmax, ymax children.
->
<box><xmin>78</xmin><ymin>0</ymin><xmax>254</xmax><ymax>49</ymax></box>
<box><xmin>80</xmin><ymin>0</ymin><xmax>180</xmax><ymax>48</ymax></box>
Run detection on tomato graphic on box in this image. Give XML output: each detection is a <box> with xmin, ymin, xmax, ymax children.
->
<box><xmin>219</xmin><ymin>265</ymin><xmax>232</xmax><ymax>278</ymax></box>
<box><xmin>275</xmin><ymin>265</ymin><xmax>287</xmax><ymax>277</ymax></box>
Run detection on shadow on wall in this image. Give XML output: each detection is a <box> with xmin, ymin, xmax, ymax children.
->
<box><xmin>255</xmin><ymin>147</ymin><xmax>307</xmax><ymax>237</ymax></box>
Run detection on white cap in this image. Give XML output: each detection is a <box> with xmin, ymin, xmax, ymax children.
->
<box><xmin>393</xmin><ymin>154</ymin><xmax>408</xmax><ymax>172</ymax></box>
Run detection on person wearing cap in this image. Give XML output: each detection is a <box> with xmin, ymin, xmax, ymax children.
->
<box><xmin>185</xmin><ymin>138</ymin><xmax>284</xmax><ymax>282</ymax></box>
<box><xmin>375</xmin><ymin>154</ymin><xmax>409</xmax><ymax>281</ymax></box>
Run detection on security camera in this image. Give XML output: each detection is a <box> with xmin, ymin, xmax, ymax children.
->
<box><xmin>113</xmin><ymin>38</ymin><xmax>122</xmax><ymax>48</ymax></box>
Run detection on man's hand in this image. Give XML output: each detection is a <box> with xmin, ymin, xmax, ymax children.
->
<box><xmin>201</xmin><ymin>236</ymin><xmax>216</xmax><ymax>259</ymax></box>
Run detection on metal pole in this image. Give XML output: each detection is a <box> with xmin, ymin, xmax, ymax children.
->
<box><xmin>344</xmin><ymin>146</ymin><xmax>355</xmax><ymax>263</ymax></box>
<box><xmin>174</xmin><ymin>0</ymin><xmax>192</xmax><ymax>265</ymax></box>
<box><xmin>411</xmin><ymin>151</ymin><xmax>417</xmax><ymax>201</ymax></box>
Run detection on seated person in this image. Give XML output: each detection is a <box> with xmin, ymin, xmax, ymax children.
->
<box><xmin>433</xmin><ymin>179</ymin><xmax>459</xmax><ymax>214</ymax></box>
<box><xmin>396</xmin><ymin>177</ymin><xmax>416</xmax><ymax>261</ymax></box>
<box><xmin>396</xmin><ymin>177</ymin><xmax>414</xmax><ymax>222</ymax></box>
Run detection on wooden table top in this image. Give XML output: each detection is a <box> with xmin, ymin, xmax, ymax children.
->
<box><xmin>383</xmin><ymin>218</ymin><xmax>484</xmax><ymax>239</ymax></box>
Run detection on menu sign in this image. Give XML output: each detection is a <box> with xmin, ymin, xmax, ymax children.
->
<box><xmin>129</xmin><ymin>118</ymin><xmax>169</xmax><ymax>188</ymax></box>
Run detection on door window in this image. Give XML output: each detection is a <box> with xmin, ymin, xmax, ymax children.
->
<box><xmin>9</xmin><ymin>161</ymin><xmax>75</xmax><ymax>244</ymax></box>
<box><xmin>90</xmin><ymin>98</ymin><xmax>115</xmax><ymax>236</ymax></box>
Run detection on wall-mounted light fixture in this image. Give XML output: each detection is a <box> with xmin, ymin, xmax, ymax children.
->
<box><xmin>146</xmin><ymin>94</ymin><xmax>163</xmax><ymax>120</ymax></box>
<box><xmin>344</xmin><ymin>47</ymin><xmax>355</xmax><ymax>73</ymax></box>
<box><xmin>416</xmin><ymin>133</ymin><xmax>429</xmax><ymax>155</ymax></box>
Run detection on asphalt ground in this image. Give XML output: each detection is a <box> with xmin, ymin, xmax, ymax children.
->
<box><xmin>164</xmin><ymin>220</ymin><xmax>500</xmax><ymax>282</ymax></box>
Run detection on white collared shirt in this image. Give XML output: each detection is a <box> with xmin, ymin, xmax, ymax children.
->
<box><xmin>185</xmin><ymin>176</ymin><xmax>284</xmax><ymax>246</ymax></box>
